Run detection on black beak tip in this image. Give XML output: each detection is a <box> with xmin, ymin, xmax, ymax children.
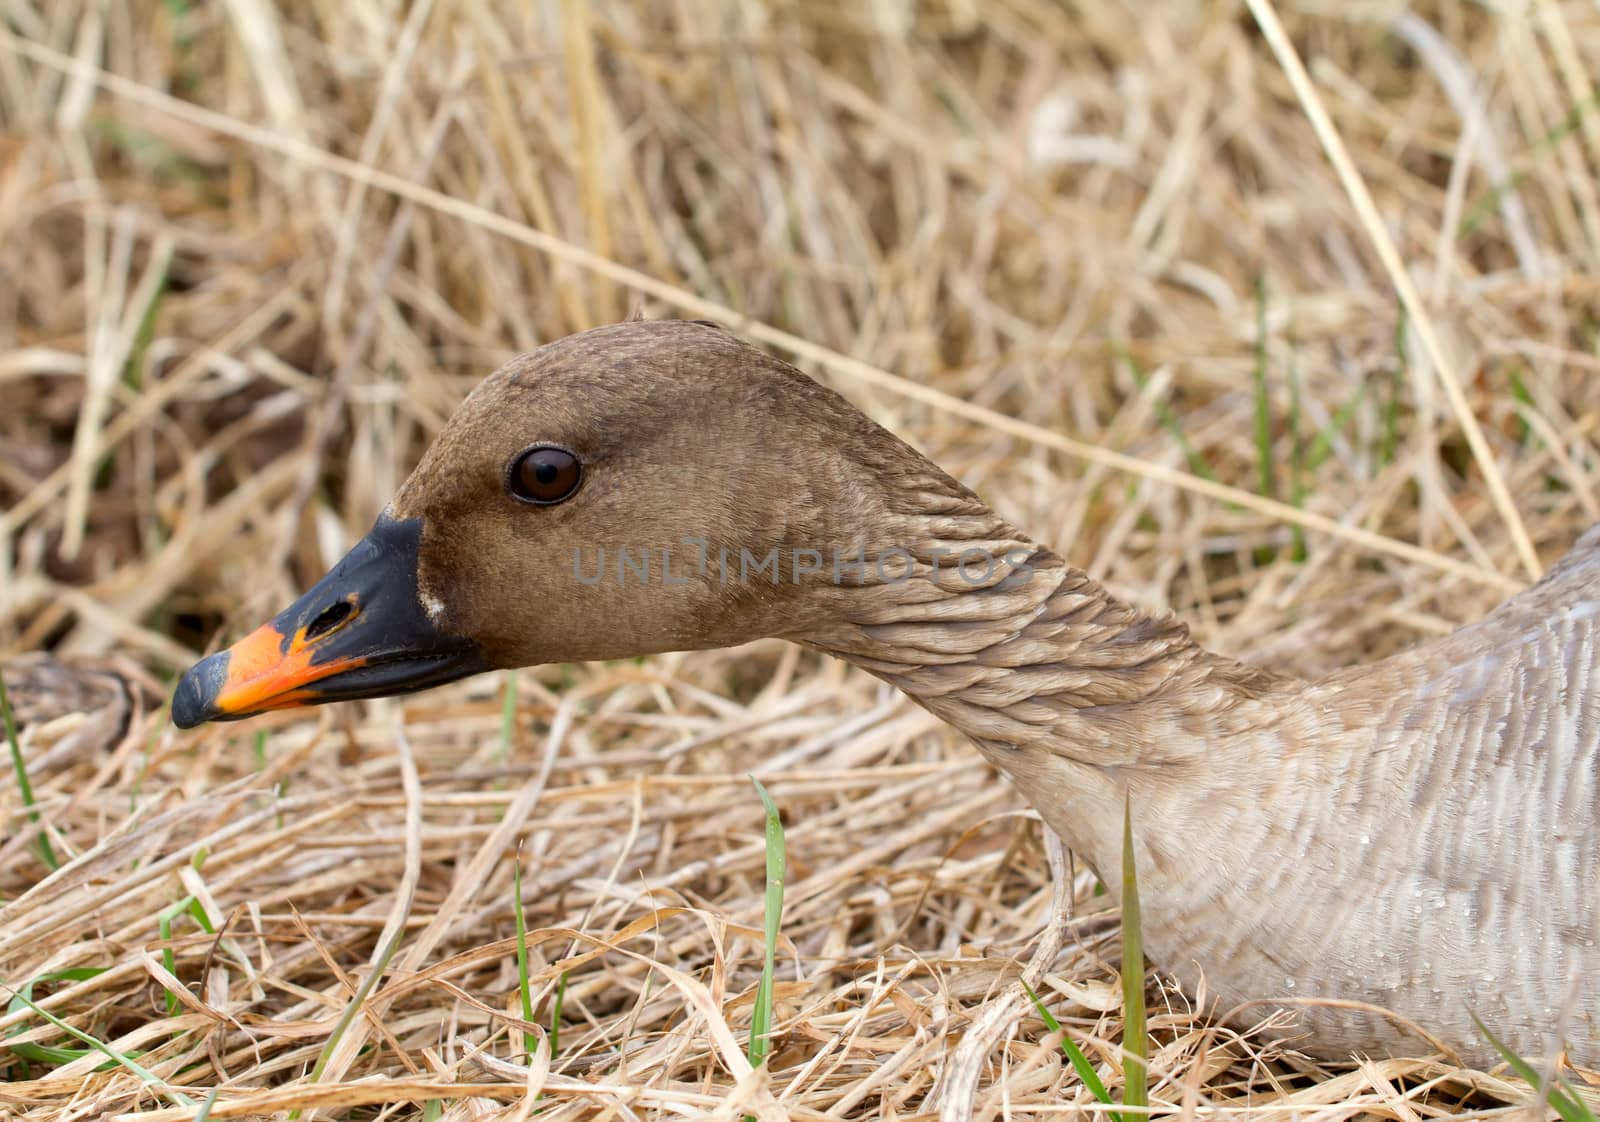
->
<box><xmin>172</xmin><ymin>651</ymin><xmax>229</xmax><ymax>729</ymax></box>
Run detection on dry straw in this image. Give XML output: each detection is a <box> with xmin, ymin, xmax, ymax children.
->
<box><xmin>2</xmin><ymin>1</ymin><xmax>1599</xmax><ymax>1119</ymax></box>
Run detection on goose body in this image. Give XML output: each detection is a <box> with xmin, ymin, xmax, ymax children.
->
<box><xmin>173</xmin><ymin>320</ymin><xmax>1598</xmax><ymax>1066</ymax></box>
<box><xmin>3</xmin><ymin>653</ymin><xmax>150</xmax><ymax>766</ymax></box>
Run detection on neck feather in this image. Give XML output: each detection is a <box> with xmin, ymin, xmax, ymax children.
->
<box><xmin>800</xmin><ymin>515</ymin><xmax>1284</xmax><ymax>771</ymax></box>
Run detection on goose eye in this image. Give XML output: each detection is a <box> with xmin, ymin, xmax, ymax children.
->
<box><xmin>508</xmin><ymin>445</ymin><xmax>582</xmax><ymax>505</ymax></box>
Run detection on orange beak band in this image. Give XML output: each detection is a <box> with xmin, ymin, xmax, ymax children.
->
<box><xmin>172</xmin><ymin>515</ymin><xmax>488</xmax><ymax>729</ymax></box>
<box><xmin>194</xmin><ymin>615</ymin><xmax>369</xmax><ymax>718</ymax></box>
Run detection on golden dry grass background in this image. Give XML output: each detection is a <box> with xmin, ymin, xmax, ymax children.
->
<box><xmin>2</xmin><ymin>1</ymin><xmax>1600</xmax><ymax>1118</ymax></box>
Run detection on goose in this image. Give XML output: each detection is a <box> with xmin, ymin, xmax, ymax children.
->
<box><xmin>171</xmin><ymin>319</ymin><xmax>1598</xmax><ymax>1067</ymax></box>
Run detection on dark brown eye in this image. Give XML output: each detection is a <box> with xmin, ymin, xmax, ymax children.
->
<box><xmin>508</xmin><ymin>445</ymin><xmax>582</xmax><ymax>505</ymax></box>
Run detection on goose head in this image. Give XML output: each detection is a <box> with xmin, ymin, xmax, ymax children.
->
<box><xmin>172</xmin><ymin>320</ymin><xmax>997</xmax><ymax>727</ymax></box>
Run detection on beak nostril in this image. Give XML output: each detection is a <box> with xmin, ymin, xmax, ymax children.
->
<box><xmin>305</xmin><ymin>599</ymin><xmax>356</xmax><ymax>642</ymax></box>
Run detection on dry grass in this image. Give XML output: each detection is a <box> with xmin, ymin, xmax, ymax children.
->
<box><xmin>2</xmin><ymin>1</ymin><xmax>1600</xmax><ymax>1118</ymax></box>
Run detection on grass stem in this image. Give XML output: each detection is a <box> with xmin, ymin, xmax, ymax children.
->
<box><xmin>0</xmin><ymin>666</ymin><xmax>58</xmax><ymax>870</ymax></box>
<box><xmin>748</xmin><ymin>777</ymin><xmax>786</xmax><ymax>1070</ymax></box>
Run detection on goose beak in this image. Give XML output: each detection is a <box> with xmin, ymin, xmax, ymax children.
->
<box><xmin>171</xmin><ymin>515</ymin><xmax>488</xmax><ymax>729</ymax></box>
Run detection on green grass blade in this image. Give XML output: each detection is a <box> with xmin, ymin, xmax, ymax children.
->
<box><xmin>291</xmin><ymin>864</ymin><xmax>413</xmax><ymax>1120</ymax></box>
<box><xmin>1303</xmin><ymin>382</ymin><xmax>1369</xmax><ymax>474</ymax></box>
<box><xmin>0</xmin><ymin>666</ymin><xmax>59</xmax><ymax>870</ymax></box>
<box><xmin>121</xmin><ymin>260</ymin><xmax>168</xmax><ymax>392</ymax></box>
<box><xmin>3</xmin><ymin>981</ymin><xmax>191</xmax><ymax>1106</ymax></box>
<box><xmin>1286</xmin><ymin>353</ymin><xmax>1308</xmax><ymax>562</ymax></box>
<box><xmin>1472</xmin><ymin>1014</ymin><xmax>1596</xmax><ymax>1122</ymax></box>
<box><xmin>748</xmin><ymin>776</ymin><xmax>786</xmax><ymax>1069</ymax></box>
<box><xmin>1382</xmin><ymin>301</ymin><xmax>1405</xmax><ymax>468</ymax></box>
<box><xmin>1117</xmin><ymin>344</ymin><xmax>1219</xmax><ymax>485</ymax></box>
<box><xmin>1021</xmin><ymin>979</ymin><xmax>1113</xmax><ymax>1105</ymax></box>
<box><xmin>1252</xmin><ymin>274</ymin><xmax>1276</xmax><ymax>502</ymax></box>
<box><xmin>498</xmin><ymin>670</ymin><xmax>518</xmax><ymax>768</ymax></box>
<box><xmin>1458</xmin><ymin>91</ymin><xmax>1600</xmax><ymax>238</ymax></box>
<box><xmin>155</xmin><ymin>852</ymin><xmax>215</xmax><ymax>1014</ymax></box>
<box><xmin>1509</xmin><ymin>369</ymin><xmax>1535</xmax><ymax>446</ymax></box>
<box><xmin>1121</xmin><ymin>798</ymin><xmax>1148</xmax><ymax>1118</ymax></box>
<box><xmin>513</xmin><ymin>847</ymin><xmax>536</xmax><ymax>1058</ymax></box>
<box><xmin>159</xmin><ymin>907</ymin><xmax>180</xmax><ymax>1015</ymax></box>
<box><xmin>5</xmin><ymin>968</ymin><xmax>108</xmax><ymax>1065</ymax></box>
